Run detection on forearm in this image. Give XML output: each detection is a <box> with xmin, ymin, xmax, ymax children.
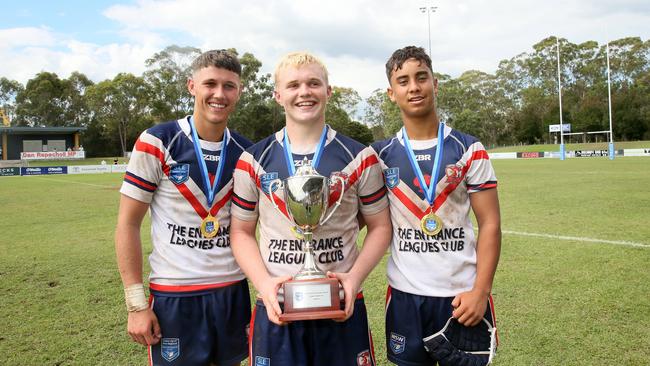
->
<box><xmin>115</xmin><ymin>224</ymin><xmax>145</xmax><ymax>286</ymax></box>
<box><xmin>230</xmin><ymin>221</ymin><xmax>271</xmax><ymax>293</ymax></box>
<box><xmin>348</xmin><ymin>208</ymin><xmax>392</xmax><ymax>283</ymax></box>
<box><xmin>473</xmin><ymin>222</ymin><xmax>501</xmax><ymax>295</ymax></box>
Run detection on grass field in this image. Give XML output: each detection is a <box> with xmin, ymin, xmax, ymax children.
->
<box><xmin>1</xmin><ymin>157</ymin><xmax>649</xmax><ymax>365</ymax></box>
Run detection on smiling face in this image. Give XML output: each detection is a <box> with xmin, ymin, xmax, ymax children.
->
<box><xmin>387</xmin><ymin>58</ymin><xmax>437</xmax><ymax>122</ymax></box>
<box><xmin>274</xmin><ymin>63</ymin><xmax>332</xmax><ymax>126</ymax></box>
<box><xmin>187</xmin><ymin>65</ymin><xmax>241</xmax><ymax>128</ymax></box>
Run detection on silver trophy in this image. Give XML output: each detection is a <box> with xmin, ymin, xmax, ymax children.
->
<box><xmin>268</xmin><ymin>157</ymin><xmax>345</xmax><ymax>279</ymax></box>
<box><xmin>268</xmin><ymin>157</ymin><xmax>347</xmax><ymax>321</ymax></box>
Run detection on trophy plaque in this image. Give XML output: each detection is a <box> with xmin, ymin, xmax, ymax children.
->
<box><xmin>269</xmin><ymin>158</ymin><xmax>346</xmax><ymax>321</ymax></box>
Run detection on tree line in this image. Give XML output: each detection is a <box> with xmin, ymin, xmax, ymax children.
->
<box><xmin>0</xmin><ymin>37</ymin><xmax>648</xmax><ymax>157</ymax></box>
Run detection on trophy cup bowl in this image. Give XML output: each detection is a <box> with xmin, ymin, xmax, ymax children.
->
<box><xmin>268</xmin><ymin>159</ymin><xmax>346</xmax><ymax>321</ymax></box>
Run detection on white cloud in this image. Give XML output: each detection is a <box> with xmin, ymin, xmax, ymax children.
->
<box><xmin>1</xmin><ymin>0</ymin><xmax>649</xmax><ymax>98</ymax></box>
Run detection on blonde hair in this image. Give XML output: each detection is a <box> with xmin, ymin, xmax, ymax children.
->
<box><xmin>274</xmin><ymin>51</ymin><xmax>329</xmax><ymax>86</ymax></box>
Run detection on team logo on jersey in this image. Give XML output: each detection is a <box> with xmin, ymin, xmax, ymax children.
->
<box><xmin>260</xmin><ymin>172</ymin><xmax>279</xmax><ymax>195</ymax></box>
<box><xmin>357</xmin><ymin>350</ymin><xmax>372</xmax><ymax>366</ymax></box>
<box><xmin>445</xmin><ymin>164</ymin><xmax>463</xmax><ymax>185</ymax></box>
<box><xmin>161</xmin><ymin>338</ymin><xmax>180</xmax><ymax>362</ymax></box>
<box><xmin>383</xmin><ymin>168</ymin><xmax>400</xmax><ymax>189</ymax></box>
<box><xmin>169</xmin><ymin>164</ymin><xmax>190</xmax><ymax>185</ymax></box>
<box><xmin>255</xmin><ymin>356</ymin><xmax>271</xmax><ymax>366</ymax></box>
<box><xmin>390</xmin><ymin>332</ymin><xmax>406</xmax><ymax>354</ymax></box>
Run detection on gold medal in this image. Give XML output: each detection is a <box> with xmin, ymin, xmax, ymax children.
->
<box><xmin>290</xmin><ymin>226</ymin><xmax>305</xmax><ymax>240</ymax></box>
<box><xmin>421</xmin><ymin>212</ymin><xmax>443</xmax><ymax>236</ymax></box>
<box><xmin>200</xmin><ymin>215</ymin><xmax>219</xmax><ymax>238</ymax></box>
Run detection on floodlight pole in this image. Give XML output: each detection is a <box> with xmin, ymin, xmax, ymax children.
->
<box><xmin>419</xmin><ymin>4</ymin><xmax>438</xmax><ymax>59</ymax></box>
<box><xmin>556</xmin><ymin>37</ymin><xmax>566</xmax><ymax>160</ymax></box>
<box><xmin>606</xmin><ymin>42</ymin><xmax>615</xmax><ymax>160</ymax></box>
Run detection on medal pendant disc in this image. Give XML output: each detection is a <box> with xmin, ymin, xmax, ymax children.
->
<box><xmin>421</xmin><ymin>213</ymin><xmax>443</xmax><ymax>236</ymax></box>
<box><xmin>201</xmin><ymin>215</ymin><xmax>219</xmax><ymax>238</ymax></box>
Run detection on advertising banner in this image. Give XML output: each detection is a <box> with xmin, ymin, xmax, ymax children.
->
<box><xmin>20</xmin><ymin>151</ymin><xmax>86</xmax><ymax>160</ymax></box>
<box><xmin>20</xmin><ymin>166</ymin><xmax>68</xmax><ymax>175</ymax></box>
<box><xmin>0</xmin><ymin>167</ymin><xmax>20</xmax><ymax>176</ymax></box>
<box><xmin>68</xmin><ymin>165</ymin><xmax>112</xmax><ymax>174</ymax></box>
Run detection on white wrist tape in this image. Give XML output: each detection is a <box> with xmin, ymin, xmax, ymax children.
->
<box><xmin>124</xmin><ymin>283</ymin><xmax>149</xmax><ymax>312</ymax></box>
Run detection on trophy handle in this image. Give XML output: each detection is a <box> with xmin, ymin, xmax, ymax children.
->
<box><xmin>319</xmin><ymin>175</ymin><xmax>346</xmax><ymax>225</ymax></box>
<box><xmin>267</xmin><ymin>179</ymin><xmax>288</xmax><ymax>219</ymax></box>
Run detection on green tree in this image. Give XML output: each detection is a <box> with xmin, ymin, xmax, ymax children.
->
<box><xmin>363</xmin><ymin>88</ymin><xmax>401</xmax><ymax>139</ymax></box>
<box><xmin>86</xmin><ymin>73</ymin><xmax>153</xmax><ymax>156</ymax></box>
<box><xmin>144</xmin><ymin>45</ymin><xmax>201</xmax><ymax>121</ymax></box>
<box><xmin>0</xmin><ymin>77</ymin><xmax>24</xmax><ymax>123</ymax></box>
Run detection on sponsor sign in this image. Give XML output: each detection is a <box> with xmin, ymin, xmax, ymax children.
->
<box><xmin>487</xmin><ymin>152</ymin><xmax>517</xmax><ymax>160</ymax></box>
<box><xmin>68</xmin><ymin>165</ymin><xmax>112</xmax><ymax>174</ymax></box>
<box><xmin>111</xmin><ymin>164</ymin><xmax>128</xmax><ymax>173</ymax></box>
<box><xmin>622</xmin><ymin>149</ymin><xmax>650</xmax><ymax>157</ymax></box>
<box><xmin>574</xmin><ymin>150</ymin><xmax>609</xmax><ymax>157</ymax></box>
<box><xmin>20</xmin><ymin>151</ymin><xmax>85</xmax><ymax>160</ymax></box>
<box><xmin>0</xmin><ymin>167</ymin><xmax>20</xmax><ymax>176</ymax></box>
<box><xmin>548</xmin><ymin>124</ymin><xmax>571</xmax><ymax>133</ymax></box>
<box><xmin>20</xmin><ymin>166</ymin><xmax>68</xmax><ymax>175</ymax></box>
<box><xmin>517</xmin><ymin>152</ymin><xmax>544</xmax><ymax>159</ymax></box>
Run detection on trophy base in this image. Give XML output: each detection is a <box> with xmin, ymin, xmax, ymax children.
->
<box><xmin>279</xmin><ymin>277</ymin><xmax>345</xmax><ymax>322</ymax></box>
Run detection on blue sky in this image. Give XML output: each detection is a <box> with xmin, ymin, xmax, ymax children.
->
<box><xmin>3</xmin><ymin>0</ymin><xmax>650</xmax><ymax>98</ymax></box>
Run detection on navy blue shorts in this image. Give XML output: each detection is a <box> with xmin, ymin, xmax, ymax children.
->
<box><xmin>250</xmin><ymin>295</ymin><xmax>376</xmax><ymax>366</ymax></box>
<box><xmin>385</xmin><ymin>287</ymin><xmax>497</xmax><ymax>366</ymax></box>
<box><xmin>147</xmin><ymin>280</ymin><xmax>251</xmax><ymax>366</ymax></box>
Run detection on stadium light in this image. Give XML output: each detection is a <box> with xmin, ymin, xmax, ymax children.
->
<box><xmin>556</xmin><ymin>37</ymin><xmax>566</xmax><ymax>161</ymax></box>
<box><xmin>419</xmin><ymin>3</ymin><xmax>438</xmax><ymax>60</ymax></box>
<box><xmin>606</xmin><ymin>42</ymin><xmax>615</xmax><ymax>160</ymax></box>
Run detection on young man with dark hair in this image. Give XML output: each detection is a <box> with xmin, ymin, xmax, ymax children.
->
<box><xmin>230</xmin><ymin>51</ymin><xmax>392</xmax><ymax>366</ymax></box>
<box><xmin>115</xmin><ymin>49</ymin><xmax>252</xmax><ymax>366</ymax></box>
<box><xmin>372</xmin><ymin>46</ymin><xmax>501</xmax><ymax>365</ymax></box>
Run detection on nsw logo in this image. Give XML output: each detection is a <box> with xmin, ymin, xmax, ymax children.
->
<box><xmin>161</xmin><ymin>338</ymin><xmax>180</xmax><ymax>362</ymax></box>
<box><xmin>260</xmin><ymin>172</ymin><xmax>279</xmax><ymax>195</ymax></box>
<box><xmin>390</xmin><ymin>332</ymin><xmax>406</xmax><ymax>354</ymax></box>
<box><xmin>169</xmin><ymin>164</ymin><xmax>190</xmax><ymax>185</ymax></box>
<box><xmin>255</xmin><ymin>356</ymin><xmax>271</xmax><ymax>366</ymax></box>
<box><xmin>383</xmin><ymin>168</ymin><xmax>400</xmax><ymax>189</ymax></box>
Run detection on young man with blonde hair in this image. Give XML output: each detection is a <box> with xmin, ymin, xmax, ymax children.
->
<box><xmin>230</xmin><ymin>52</ymin><xmax>392</xmax><ymax>366</ymax></box>
<box><xmin>115</xmin><ymin>49</ymin><xmax>252</xmax><ymax>366</ymax></box>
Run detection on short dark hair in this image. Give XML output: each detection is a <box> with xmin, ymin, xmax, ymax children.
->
<box><xmin>385</xmin><ymin>46</ymin><xmax>433</xmax><ymax>81</ymax></box>
<box><xmin>190</xmin><ymin>49</ymin><xmax>241</xmax><ymax>76</ymax></box>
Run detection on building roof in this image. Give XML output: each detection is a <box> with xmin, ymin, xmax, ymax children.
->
<box><xmin>0</xmin><ymin>126</ymin><xmax>86</xmax><ymax>134</ymax></box>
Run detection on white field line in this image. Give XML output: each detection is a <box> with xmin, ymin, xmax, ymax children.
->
<box><xmin>504</xmin><ymin>230</ymin><xmax>650</xmax><ymax>249</ymax></box>
<box><xmin>31</xmin><ymin>176</ymin><xmax>117</xmax><ymax>189</ymax></box>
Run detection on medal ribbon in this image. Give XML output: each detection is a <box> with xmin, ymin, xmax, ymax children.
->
<box><xmin>402</xmin><ymin>121</ymin><xmax>445</xmax><ymax>211</ymax></box>
<box><xmin>283</xmin><ymin>125</ymin><xmax>328</xmax><ymax>174</ymax></box>
<box><xmin>189</xmin><ymin>117</ymin><xmax>229</xmax><ymax>213</ymax></box>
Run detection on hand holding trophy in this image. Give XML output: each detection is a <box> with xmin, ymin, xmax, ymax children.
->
<box><xmin>268</xmin><ymin>158</ymin><xmax>346</xmax><ymax>321</ymax></box>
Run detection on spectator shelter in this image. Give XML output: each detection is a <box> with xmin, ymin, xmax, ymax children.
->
<box><xmin>1</xmin><ymin>126</ymin><xmax>86</xmax><ymax>160</ymax></box>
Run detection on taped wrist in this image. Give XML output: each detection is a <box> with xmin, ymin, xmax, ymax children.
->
<box><xmin>124</xmin><ymin>283</ymin><xmax>149</xmax><ymax>312</ymax></box>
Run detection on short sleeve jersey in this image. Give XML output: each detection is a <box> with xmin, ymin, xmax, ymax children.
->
<box><xmin>120</xmin><ymin>117</ymin><xmax>252</xmax><ymax>288</ymax></box>
<box><xmin>231</xmin><ymin>126</ymin><xmax>388</xmax><ymax>278</ymax></box>
<box><xmin>371</xmin><ymin>125</ymin><xmax>497</xmax><ymax>297</ymax></box>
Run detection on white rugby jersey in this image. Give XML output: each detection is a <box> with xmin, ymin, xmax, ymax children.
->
<box><xmin>231</xmin><ymin>126</ymin><xmax>388</xmax><ymax>278</ymax></box>
<box><xmin>371</xmin><ymin>125</ymin><xmax>497</xmax><ymax>297</ymax></box>
<box><xmin>120</xmin><ymin>117</ymin><xmax>252</xmax><ymax>290</ymax></box>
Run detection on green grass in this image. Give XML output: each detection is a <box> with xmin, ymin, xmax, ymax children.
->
<box><xmin>1</xmin><ymin>157</ymin><xmax>649</xmax><ymax>365</ymax></box>
<box><xmin>488</xmin><ymin>140</ymin><xmax>650</xmax><ymax>153</ymax></box>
